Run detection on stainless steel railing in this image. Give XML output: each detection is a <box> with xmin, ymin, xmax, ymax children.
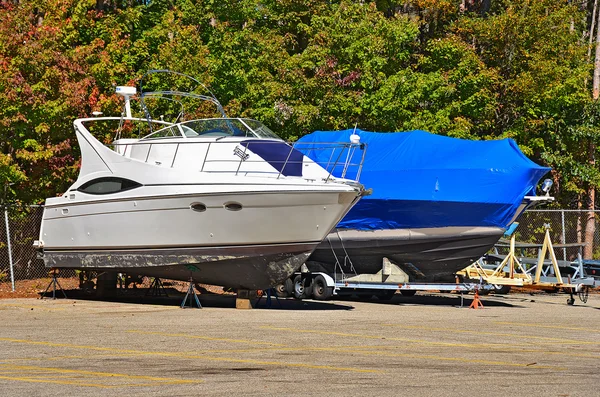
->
<box><xmin>111</xmin><ymin>138</ymin><xmax>367</xmax><ymax>182</ymax></box>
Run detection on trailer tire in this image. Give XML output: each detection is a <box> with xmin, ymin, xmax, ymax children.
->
<box><xmin>493</xmin><ymin>285</ymin><xmax>511</xmax><ymax>295</ymax></box>
<box><xmin>284</xmin><ymin>277</ymin><xmax>294</xmax><ymax>297</ymax></box>
<box><xmin>275</xmin><ymin>278</ymin><xmax>293</xmax><ymax>298</ymax></box>
<box><xmin>311</xmin><ymin>275</ymin><xmax>333</xmax><ymax>300</ymax></box>
<box><xmin>400</xmin><ymin>290</ymin><xmax>416</xmax><ymax>297</ymax></box>
<box><xmin>293</xmin><ymin>275</ymin><xmax>312</xmax><ymax>300</ymax></box>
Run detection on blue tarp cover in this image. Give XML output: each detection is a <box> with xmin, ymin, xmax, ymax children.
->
<box><xmin>297</xmin><ymin>129</ymin><xmax>550</xmax><ymax>230</ymax></box>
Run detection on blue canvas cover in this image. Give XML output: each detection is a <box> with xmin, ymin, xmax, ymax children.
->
<box><xmin>297</xmin><ymin>129</ymin><xmax>550</xmax><ymax>230</ymax></box>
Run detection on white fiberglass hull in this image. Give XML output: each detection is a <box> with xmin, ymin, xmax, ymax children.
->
<box><xmin>38</xmin><ymin>114</ymin><xmax>365</xmax><ymax>289</ymax></box>
<box><xmin>40</xmin><ymin>187</ymin><xmax>360</xmax><ymax>289</ymax></box>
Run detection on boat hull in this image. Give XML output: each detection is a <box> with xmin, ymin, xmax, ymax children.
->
<box><xmin>308</xmin><ymin>227</ymin><xmax>505</xmax><ymax>282</ymax></box>
<box><xmin>40</xmin><ymin>189</ymin><xmax>360</xmax><ymax>289</ymax></box>
<box><xmin>43</xmin><ymin>243</ymin><xmax>315</xmax><ymax>289</ymax></box>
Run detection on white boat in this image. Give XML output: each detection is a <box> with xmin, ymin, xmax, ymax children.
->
<box><xmin>36</xmin><ymin>72</ymin><xmax>365</xmax><ymax>290</ymax></box>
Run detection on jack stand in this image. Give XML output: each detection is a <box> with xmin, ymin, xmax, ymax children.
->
<box><xmin>567</xmin><ymin>287</ymin><xmax>576</xmax><ymax>306</ymax></box>
<box><xmin>41</xmin><ymin>268</ymin><xmax>67</xmax><ymax>300</ymax></box>
<box><xmin>181</xmin><ymin>276</ymin><xmax>202</xmax><ymax>309</ymax></box>
<box><xmin>469</xmin><ymin>289</ymin><xmax>484</xmax><ymax>309</ymax></box>
<box><xmin>146</xmin><ymin>277</ymin><xmax>168</xmax><ymax>297</ymax></box>
<box><xmin>456</xmin><ymin>275</ymin><xmax>464</xmax><ymax>308</ymax></box>
<box><xmin>255</xmin><ymin>288</ymin><xmax>281</xmax><ymax>308</ymax></box>
<box><xmin>578</xmin><ymin>285</ymin><xmax>590</xmax><ymax>304</ymax></box>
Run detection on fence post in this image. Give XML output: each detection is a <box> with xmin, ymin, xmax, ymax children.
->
<box><xmin>561</xmin><ymin>209</ymin><xmax>567</xmax><ymax>261</ymax></box>
<box><xmin>4</xmin><ymin>208</ymin><xmax>15</xmax><ymax>292</ymax></box>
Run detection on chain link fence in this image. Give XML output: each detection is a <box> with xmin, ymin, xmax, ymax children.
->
<box><xmin>1</xmin><ymin>206</ymin><xmax>599</xmax><ymax>292</ymax></box>
<box><xmin>0</xmin><ymin>206</ymin><xmax>75</xmax><ymax>290</ymax></box>
<box><xmin>511</xmin><ymin>210</ymin><xmax>598</xmax><ymax>262</ymax></box>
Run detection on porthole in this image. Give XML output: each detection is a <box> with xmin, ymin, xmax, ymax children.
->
<box><xmin>224</xmin><ymin>202</ymin><xmax>243</xmax><ymax>211</ymax></box>
<box><xmin>190</xmin><ymin>203</ymin><xmax>207</xmax><ymax>212</ymax></box>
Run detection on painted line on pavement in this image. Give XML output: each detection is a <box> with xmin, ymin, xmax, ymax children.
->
<box><xmin>0</xmin><ymin>363</ymin><xmax>201</xmax><ymax>388</ymax></box>
<box><xmin>0</xmin><ymin>337</ymin><xmax>381</xmax><ymax>374</ymax></box>
<box><xmin>0</xmin><ymin>353</ymin><xmax>143</xmax><ymax>363</ymax></box>
<box><xmin>260</xmin><ymin>326</ymin><xmax>522</xmax><ymax>349</ymax></box>
<box><xmin>493</xmin><ymin>321</ymin><xmax>600</xmax><ymax>333</ymax></box>
<box><xmin>379</xmin><ymin>324</ymin><xmax>600</xmax><ymax>345</ymax></box>
<box><xmin>257</xmin><ymin>327</ymin><xmax>585</xmax><ymax>367</ymax></box>
<box><xmin>0</xmin><ymin>303</ymin><xmax>67</xmax><ymax>312</ymax></box>
<box><xmin>128</xmin><ymin>330</ymin><xmax>286</xmax><ymax>346</ymax></box>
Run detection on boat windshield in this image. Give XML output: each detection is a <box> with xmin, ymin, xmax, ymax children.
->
<box><xmin>140</xmin><ymin>118</ymin><xmax>282</xmax><ymax>140</ymax></box>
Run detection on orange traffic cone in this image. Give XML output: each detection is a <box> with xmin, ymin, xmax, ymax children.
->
<box><xmin>469</xmin><ymin>289</ymin><xmax>484</xmax><ymax>309</ymax></box>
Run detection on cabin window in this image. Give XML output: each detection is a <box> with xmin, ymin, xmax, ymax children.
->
<box><xmin>77</xmin><ymin>177</ymin><xmax>142</xmax><ymax>195</ymax></box>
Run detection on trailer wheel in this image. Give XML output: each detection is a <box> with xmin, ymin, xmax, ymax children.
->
<box><xmin>275</xmin><ymin>278</ymin><xmax>293</xmax><ymax>298</ymax></box>
<box><xmin>284</xmin><ymin>277</ymin><xmax>294</xmax><ymax>297</ymax></box>
<box><xmin>311</xmin><ymin>275</ymin><xmax>333</xmax><ymax>300</ymax></box>
<box><xmin>293</xmin><ymin>275</ymin><xmax>312</xmax><ymax>300</ymax></box>
<box><xmin>400</xmin><ymin>290</ymin><xmax>416</xmax><ymax>297</ymax></box>
<box><xmin>493</xmin><ymin>285</ymin><xmax>511</xmax><ymax>295</ymax></box>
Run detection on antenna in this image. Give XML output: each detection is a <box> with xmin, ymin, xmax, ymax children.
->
<box><xmin>115</xmin><ymin>86</ymin><xmax>137</xmax><ymax>118</ymax></box>
<box><xmin>350</xmin><ymin>123</ymin><xmax>360</xmax><ymax>144</ymax></box>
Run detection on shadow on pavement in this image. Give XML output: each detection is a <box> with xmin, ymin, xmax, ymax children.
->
<box><xmin>38</xmin><ymin>287</ymin><xmax>355</xmax><ymax>311</ymax></box>
<box><xmin>331</xmin><ymin>292</ymin><xmax>522</xmax><ymax>308</ymax></box>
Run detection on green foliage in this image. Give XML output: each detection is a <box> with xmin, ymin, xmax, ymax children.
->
<box><xmin>453</xmin><ymin>0</ymin><xmax>594</xmax><ymax>204</ymax></box>
<box><xmin>1</xmin><ymin>0</ymin><xmax>599</xmax><ymax>208</ymax></box>
<box><xmin>0</xmin><ymin>268</ymin><xmax>8</xmax><ymax>283</ymax></box>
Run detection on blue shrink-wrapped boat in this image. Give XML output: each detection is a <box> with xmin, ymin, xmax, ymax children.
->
<box><xmin>297</xmin><ymin>129</ymin><xmax>551</xmax><ymax>282</ymax></box>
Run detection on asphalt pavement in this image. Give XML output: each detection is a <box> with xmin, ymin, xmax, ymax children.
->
<box><xmin>0</xmin><ymin>291</ymin><xmax>599</xmax><ymax>396</ymax></box>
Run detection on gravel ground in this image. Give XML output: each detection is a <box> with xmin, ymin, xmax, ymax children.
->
<box><xmin>0</xmin><ymin>291</ymin><xmax>599</xmax><ymax>396</ymax></box>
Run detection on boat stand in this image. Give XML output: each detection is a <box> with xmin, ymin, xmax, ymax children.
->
<box><xmin>469</xmin><ymin>289</ymin><xmax>484</xmax><ymax>309</ymax></box>
<box><xmin>460</xmin><ymin>224</ymin><xmax>596</xmax><ymax>305</ymax></box>
<box><xmin>145</xmin><ymin>277</ymin><xmax>168</xmax><ymax>297</ymax></box>
<box><xmin>181</xmin><ymin>276</ymin><xmax>202</xmax><ymax>309</ymax></box>
<box><xmin>41</xmin><ymin>268</ymin><xmax>67</xmax><ymax>299</ymax></box>
<box><xmin>255</xmin><ymin>288</ymin><xmax>281</xmax><ymax>308</ymax></box>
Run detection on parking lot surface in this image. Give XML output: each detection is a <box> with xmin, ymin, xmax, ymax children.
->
<box><xmin>0</xmin><ymin>292</ymin><xmax>599</xmax><ymax>396</ymax></box>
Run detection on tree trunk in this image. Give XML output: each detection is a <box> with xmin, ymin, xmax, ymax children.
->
<box><xmin>585</xmin><ymin>142</ymin><xmax>596</xmax><ymax>259</ymax></box>
<box><xmin>96</xmin><ymin>0</ymin><xmax>109</xmax><ymax>12</ymax></box>
<box><xmin>480</xmin><ymin>0</ymin><xmax>492</xmax><ymax>16</ymax></box>
<box><xmin>594</xmin><ymin>2</ymin><xmax>600</xmax><ymax>98</ymax></box>
<box><xmin>588</xmin><ymin>0</ymin><xmax>598</xmax><ymax>60</ymax></box>
<box><xmin>585</xmin><ymin>2</ymin><xmax>600</xmax><ymax>259</ymax></box>
<box><xmin>577</xmin><ymin>196</ymin><xmax>583</xmax><ymax>244</ymax></box>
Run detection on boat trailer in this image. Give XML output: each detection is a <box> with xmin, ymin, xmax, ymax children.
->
<box><xmin>460</xmin><ymin>224</ymin><xmax>597</xmax><ymax>305</ymax></box>
<box><xmin>283</xmin><ymin>231</ymin><xmax>494</xmax><ymax>302</ymax></box>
